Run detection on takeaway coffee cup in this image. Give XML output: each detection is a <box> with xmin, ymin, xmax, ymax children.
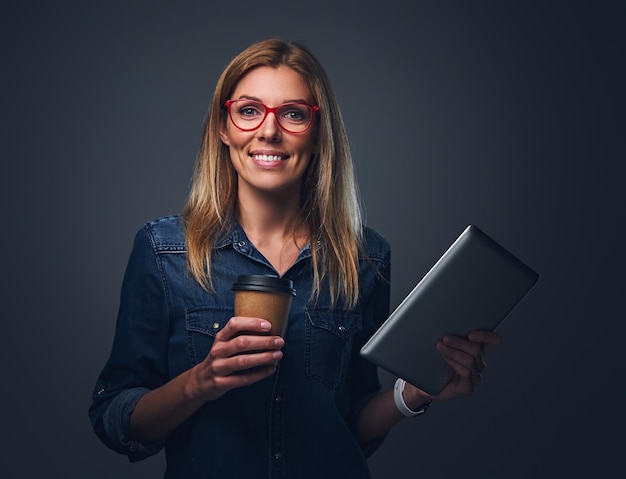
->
<box><xmin>232</xmin><ymin>275</ymin><xmax>296</xmax><ymax>337</ymax></box>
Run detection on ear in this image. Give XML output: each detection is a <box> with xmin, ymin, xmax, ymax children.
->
<box><xmin>219</xmin><ymin>122</ymin><xmax>230</xmax><ymax>146</ymax></box>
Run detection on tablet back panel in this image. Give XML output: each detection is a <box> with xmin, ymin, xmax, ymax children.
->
<box><xmin>360</xmin><ymin>224</ymin><xmax>539</xmax><ymax>395</ymax></box>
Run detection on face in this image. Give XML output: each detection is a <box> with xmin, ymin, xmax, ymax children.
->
<box><xmin>219</xmin><ymin>66</ymin><xmax>318</xmax><ymax>199</ymax></box>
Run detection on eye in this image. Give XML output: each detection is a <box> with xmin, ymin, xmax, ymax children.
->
<box><xmin>238</xmin><ymin>104</ymin><xmax>263</xmax><ymax>118</ymax></box>
<box><xmin>280</xmin><ymin>104</ymin><xmax>309</xmax><ymax>123</ymax></box>
<box><xmin>285</xmin><ymin>110</ymin><xmax>304</xmax><ymax>121</ymax></box>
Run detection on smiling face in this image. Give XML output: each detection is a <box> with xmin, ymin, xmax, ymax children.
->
<box><xmin>219</xmin><ymin>66</ymin><xmax>318</xmax><ymax>201</ymax></box>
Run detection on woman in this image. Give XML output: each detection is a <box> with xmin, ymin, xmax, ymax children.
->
<box><xmin>89</xmin><ymin>38</ymin><xmax>502</xmax><ymax>478</ymax></box>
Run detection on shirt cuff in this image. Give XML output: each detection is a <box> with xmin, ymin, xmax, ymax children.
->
<box><xmin>102</xmin><ymin>387</ymin><xmax>166</xmax><ymax>462</ymax></box>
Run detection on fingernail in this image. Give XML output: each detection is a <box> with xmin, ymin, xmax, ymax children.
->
<box><xmin>274</xmin><ymin>338</ymin><xmax>284</xmax><ymax>347</ymax></box>
<box><xmin>272</xmin><ymin>351</ymin><xmax>282</xmax><ymax>359</ymax></box>
<box><xmin>260</xmin><ymin>321</ymin><xmax>271</xmax><ymax>330</ymax></box>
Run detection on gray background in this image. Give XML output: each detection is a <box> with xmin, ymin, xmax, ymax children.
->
<box><xmin>2</xmin><ymin>1</ymin><xmax>624</xmax><ymax>477</ymax></box>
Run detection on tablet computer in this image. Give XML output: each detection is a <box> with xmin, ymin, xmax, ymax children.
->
<box><xmin>360</xmin><ymin>224</ymin><xmax>539</xmax><ymax>395</ymax></box>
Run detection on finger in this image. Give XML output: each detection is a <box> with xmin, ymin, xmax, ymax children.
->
<box><xmin>432</xmin><ymin>360</ymin><xmax>481</xmax><ymax>399</ymax></box>
<box><xmin>438</xmin><ymin>356</ymin><xmax>476</xmax><ymax>397</ymax></box>
<box><xmin>217</xmin><ymin>316</ymin><xmax>272</xmax><ymax>341</ymax></box>
<box><xmin>443</xmin><ymin>334</ymin><xmax>489</xmax><ymax>372</ymax></box>
<box><xmin>224</xmin><ymin>350</ymin><xmax>282</xmax><ymax>376</ymax></box>
<box><xmin>437</xmin><ymin>340</ymin><xmax>474</xmax><ymax>373</ymax></box>
<box><xmin>211</xmin><ymin>349</ymin><xmax>283</xmax><ymax>377</ymax></box>
<box><xmin>467</xmin><ymin>330</ymin><xmax>503</xmax><ymax>353</ymax></box>
<box><xmin>443</xmin><ymin>334</ymin><xmax>482</xmax><ymax>356</ymax></box>
<box><xmin>211</xmin><ymin>335</ymin><xmax>284</xmax><ymax>359</ymax></box>
<box><xmin>232</xmin><ymin>335</ymin><xmax>285</xmax><ymax>356</ymax></box>
<box><xmin>438</xmin><ymin>340</ymin><xmax>484</xmax><ymax>385</ymax></box>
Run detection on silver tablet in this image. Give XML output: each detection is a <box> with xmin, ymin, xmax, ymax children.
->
<box><xmin>360</xmin><ymin>224</ymin><xmax>539</xmax><ymax>395</ymax></box>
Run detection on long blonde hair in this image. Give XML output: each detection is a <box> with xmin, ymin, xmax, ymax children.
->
<box><xmin>183</xmin><ymin>38</ymin><xmax>362</xmax><ymax>307</ymax></box>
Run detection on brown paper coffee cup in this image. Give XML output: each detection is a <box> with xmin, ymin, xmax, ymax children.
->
<box><xmin>232</xmin><ymin>275</ymin><xmax>296</xmax><ymax>337</ymax></box>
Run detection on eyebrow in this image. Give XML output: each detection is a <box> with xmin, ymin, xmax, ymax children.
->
<box><xmin>236</xmin><ymin>94</ymin><xmax>310</xmax><ymax>104</ymax></box>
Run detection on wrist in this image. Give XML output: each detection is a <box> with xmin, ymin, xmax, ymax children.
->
<box><xmin>184</xmin><ymin>366</ymin><xmax>215</xmax><ymax>403</ymax></box>
<box><xmin>402</xmin><ymin>382</ymin><xmax>432</xmax><ymax>410</ymax></box>
<box><xmin>393</xmin><ymin>378</ymin><xmax>432</xmax><ymax>417</ymax></box>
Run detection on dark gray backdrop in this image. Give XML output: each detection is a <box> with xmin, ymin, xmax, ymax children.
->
<box><xmin>2</xmin><ymin>1</ymin><xmax>624</xmax><ymax>478</ymax></box>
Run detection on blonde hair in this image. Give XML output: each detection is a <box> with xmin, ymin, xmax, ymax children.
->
<box><xmin>183</xmin><ymin>38</ymin><xmax>362</xmax><ymax>307</ymax></box>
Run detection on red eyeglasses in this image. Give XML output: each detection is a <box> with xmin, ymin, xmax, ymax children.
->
<box><xmin>224</xmin><ymin>99</ymin><xmax>319</xmax><ymax>133</ymax></box>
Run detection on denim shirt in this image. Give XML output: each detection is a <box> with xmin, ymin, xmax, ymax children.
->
<box><xmin>89</xmin><ymin>215</ymin><xmax>391</xmax><ymax>479</ymax></box>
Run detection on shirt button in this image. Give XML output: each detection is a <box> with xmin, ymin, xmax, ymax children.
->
<box><xmin>238</xmin><ymin>240</ymin><xmax>246</xmax><ymax>247</ymax></box>
<box><xmin>212</xmin><ymin>322</ymin><xmax>220</xmax><ymax>330</ymax></box>
<box><xmin>274</xmin><ymin>396</ymin><xmax>282</xmax><ymax>403</ymax></box>
<box><xmin>338</xmin><ymin>325</ymin><xmax>346</xmax><ymax>333</ymax></box>
<box><xmin>274</xmin><ymin>452</ymin><xmax>283</xmax><ymax>460</ymax></box>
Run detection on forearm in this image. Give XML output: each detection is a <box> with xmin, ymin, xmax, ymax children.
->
<box><xmin>129</xmin><ymin>368</ymin><xmax>208</xmax><ymax>443</ymax></box>
<box><xmin>356</xmin><ymin>385</ymin><xmax>431</xmax><ymax>444</ymax></box>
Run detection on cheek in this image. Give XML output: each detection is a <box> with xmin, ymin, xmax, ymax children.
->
<box><xmin>297</xmin><ymin>131</ymin><xmax>318</xmax><ymax>154</ymax></box>
<box><xmin>225</xmin><ymin>130</ymin><xmax>252</xmax><ymax>153</ymax></box>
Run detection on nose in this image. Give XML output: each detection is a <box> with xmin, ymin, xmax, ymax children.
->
<box><xmin>257</xmin><ymin>110</ymin><xmax>281</xmax><ymax>141</ymax></box>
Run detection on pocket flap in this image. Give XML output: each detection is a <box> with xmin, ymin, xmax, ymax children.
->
<box><xmin>306</xmin><ymin>309</ymin><xmax>362</xmax><ymax>338</ymax></box>
<box><xmin>186</xmin><ymin>307</ymin><xmax>233</xmax><ymax>337</ymax></box>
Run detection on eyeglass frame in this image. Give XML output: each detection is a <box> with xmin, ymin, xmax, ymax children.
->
<box><xmin>224</xmin><ymin>99</ymin><xmax>319</xmax><ymax>133</ymax></box>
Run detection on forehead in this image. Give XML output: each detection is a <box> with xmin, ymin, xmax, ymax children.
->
<box><xmin>231</xmin><ymin>66</ymin><xmax>313</xmax><ymax>103</ymax></box>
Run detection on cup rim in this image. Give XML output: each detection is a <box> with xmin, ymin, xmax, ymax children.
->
<box><xmin>232</xmin><ymin>274</ymin><xmax>296</xmax><ymax>296</ymax></box>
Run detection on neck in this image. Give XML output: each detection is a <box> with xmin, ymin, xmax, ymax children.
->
<box><xmin>236</xmin><ymin>185</ymin><xmax>308</xmax><ymax>248</ymax></box>
<box><xmin>236</xmin><ymin>186</ymin><xmax>310</xmax><ymax>275</ymax></box>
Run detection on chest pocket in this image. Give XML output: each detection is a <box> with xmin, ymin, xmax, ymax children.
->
<box><xmin>305</xmin><ymin>308</ymin><xmax>362</xmax><ymax>389</ymax></box>
<box><xmin>186</xmin><ymin>307</ymin><xmax>233</xmax><ymax>365</ymax></box>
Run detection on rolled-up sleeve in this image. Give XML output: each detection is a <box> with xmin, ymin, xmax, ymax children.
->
<box><xmin>88</xmin><ymin>226</ymin><xmax>171</xmax><ymax>461</ymax></box>
<box><xmin>96</xmin><ymin>386</ymin><xmax>165</xmax><ymax>460</ymax></box>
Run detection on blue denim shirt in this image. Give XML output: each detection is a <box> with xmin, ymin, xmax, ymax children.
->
<box><xmin>89</xmin><ymin>215</ymin><xmax>391</xmax><ymax>478</ymax></box>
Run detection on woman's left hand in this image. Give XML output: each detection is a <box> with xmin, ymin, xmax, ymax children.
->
<box><xmin>403</xmin><ymin>330</ymin><xmax>503</xmax><ymax>405</ymax></box>
<box><xmin>434</xmin><ymin>330</ymin><xmax>502</xmax><ymax>400</ymax></box>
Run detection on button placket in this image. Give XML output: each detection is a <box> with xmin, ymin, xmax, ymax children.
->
<box><xmin>269</xmin><ymin>363</ymin><xmax>287</xmax><ymax>478</ymax></box>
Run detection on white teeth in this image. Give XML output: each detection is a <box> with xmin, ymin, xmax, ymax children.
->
<box><xmin>253</xmin><ymin>154</ymin><xmax>283</xmax><ymax>161</ymax></box>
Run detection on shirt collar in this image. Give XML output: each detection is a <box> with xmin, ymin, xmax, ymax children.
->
<box><xmin>215</xmin><ymin>222</ymin><xmax>315</xmax><ymax>262</ymax></box>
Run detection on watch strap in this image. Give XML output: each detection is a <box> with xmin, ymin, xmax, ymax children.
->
<box><xmin>393</xmin><ymin>378</ymin><xmax>432</xmax><ymax>417</ymax></box>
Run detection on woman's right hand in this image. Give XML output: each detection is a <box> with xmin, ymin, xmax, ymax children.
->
<box><xmin>186</xmin><ymin>316</ymin><xmax>285</xmax><ymax>402</ymax></box>
<box><xmin>130</xmin><ymin>316</ymin><xmax>283</xmax><ymax>442</ymax></box>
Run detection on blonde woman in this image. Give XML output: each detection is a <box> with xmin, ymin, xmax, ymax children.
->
<box><xmin>89</xmin><ymin>38</ymin><xmax>501</xmax><ymax>478</ymax></box>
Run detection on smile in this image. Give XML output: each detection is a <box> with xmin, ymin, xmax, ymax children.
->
<box><xmin>251</xmin><ymin>154</ymin><xmax>287</xmax><ymax>162</ymax></box>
